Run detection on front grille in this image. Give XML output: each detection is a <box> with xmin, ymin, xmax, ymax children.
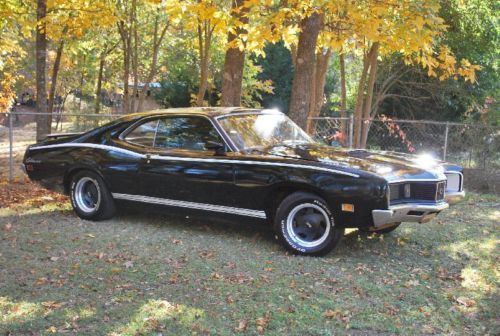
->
<box><xmin>411</xmin><ymin>183</ymin><xmax>437</xmax><ymax>200</ymax></box>
<box><xmin>389</xmin><ymin>184</ymin><xmax>401</xmax><ymax>201</ymax></box>
<box><xmin>389</xmin><ymin>181</ymin><xmax>446</xmax><ymax>204</ymax></box>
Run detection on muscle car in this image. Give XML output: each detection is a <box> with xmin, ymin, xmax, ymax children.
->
<box><xmin>23</xmin><ymin>108</ymin><xmax>465</xmax><ymax>256</ymax></box>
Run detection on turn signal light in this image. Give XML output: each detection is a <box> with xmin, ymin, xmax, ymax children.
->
<box><xmin>341</xmin><ymin>203</ymin><xmax>355</xmax><ymax>212</ymax></box>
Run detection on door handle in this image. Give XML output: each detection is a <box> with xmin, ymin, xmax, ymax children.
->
<box><xmin>145</xmin><ymin>154</ymin><xmax>151</xmax><ymax>164</ymax></box>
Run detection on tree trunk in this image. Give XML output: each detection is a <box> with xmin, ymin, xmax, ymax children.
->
<box><xmin>117</xmin><ymin>0</ymin><xmax>136</xmax><ymax>115</ymax></box>
<box><xmin>339</xmin><ymin>52</ymin><xmax>347</xmax><ymax>136</ymax></box>
<box><xmin>137</xmin><ymin>16</ymin><xmax>169</xmax><ymax>112</ymax></box>
<box><xmin>353</xmin><ymin>46</ymin><xmax>374</xmax><ymax>148</ymax></box>
<box><xmin>339</xmin><ymin>53</ymin><xmax>347</xmax><ymax>116</ymax></box>
<box><xmin>36</xmin><ymin>0</ymin><xmax>49</xmax><ymax>141</ymax></box>
<box><xmin>48</xmin><ymin>40</ymin><xmax>64</xmax><ymax>115</ymax></box>
<box><xmin>196</xmin><ymin>22</ymin><xmax>212</xmax><ymax>106</ymax></box>
<box><xmin>306</xmin><ymin>48</ymin><xmax>331</xmax><ymax>133</ymax></box>
<box><xmin>131</xmin><ymin>8</ymin><xmax>139</xmax><ymax>112</ymax></box>
<box><xmin>95</xmin><ymin>50</ymin><xmax>106</xmax><ymax>114</ymax></box>
<box><xmin>122</xmin><ymin>44</ymin><xmax>130</xmax><ymax>114</ymax></box>
<box><xmin>360</xmin><ymin>43</ymin><xmax>379</xmax><ymax>148</ymax></box>
<box><xmin>288</xmin><ymin>12</ymin><xmax>321</xmax><ymax>130</ymax></box>
<box><xmin>290</xmin><ymin>44</ymin><xmax>298</xmax><ymax>68</ymax></box>
<box><xmin>78</xmin><ymin>71</ymin><xmax>84</xmax><ymax>112</ymax></box>
<box><xmin>220</xmin><ymin>0</ymin><xmax>249</xmax><ymax>107</ymax></box>
<box><xmin>118</xmin><ymin>22</ymin><xmax>131</xmax><ymax>114</ymax></box>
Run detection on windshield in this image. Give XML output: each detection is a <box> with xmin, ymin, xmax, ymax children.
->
<box><xmin>217</xmin><ymin>112</ymin><xmax>316</xmax><ymax>151</ymax></box>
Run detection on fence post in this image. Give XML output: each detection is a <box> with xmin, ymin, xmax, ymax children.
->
<box><xmin>8</xmin><ymin>112</ymin><xmax>14</xmax><ymax>183</ymax></box>
<box><xmin>443</xmin><ymin>122</ymin><xmax>449</xmax><ymax>161</ymax></box>
<box><xmin>348</xmin><ymin>115</ymin><xmax>354</xmax><ymax>148</ymax></box>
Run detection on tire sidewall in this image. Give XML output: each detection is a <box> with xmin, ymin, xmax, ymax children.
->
<box><xmin>70</xmin><ymin>171</ymin><xmax>104</xmax><ymax>220</ymax></box>
<box><xmin>276</xmin><ymin>194</ymin><xmax>339</xmax><ymax>255</ymax></box>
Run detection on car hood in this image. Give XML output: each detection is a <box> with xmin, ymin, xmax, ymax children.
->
<box><xmin>264</xmin><ymin>144</ymin><xmax>446</xmax><ymax>181</ymax></box>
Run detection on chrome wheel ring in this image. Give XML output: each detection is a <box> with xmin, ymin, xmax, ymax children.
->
<box><xmin>286</xmin><ymin>203</ymin><xmax>331</xmax><ymax>248</ymax></box>
<box><xmin>74</xmin><ymin>177</ymin><xmax>101</xmax><ymax>213</ymax></box>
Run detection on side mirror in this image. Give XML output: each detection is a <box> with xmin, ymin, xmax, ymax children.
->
<box><xmin>204</xmin><ymin>140</ymin><xmax>226</xmax><ymax>155</ymax></box>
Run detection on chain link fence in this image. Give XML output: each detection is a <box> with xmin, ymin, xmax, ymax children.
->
<box><xmin>1</xmin><ymin>112</ymin><xmax>123</xmax><ymax>183</ymax></box>
<box><xmin>310</xmin><ymin>117</ymin><xmax>500</xmax><ymax>193</ymax></box>
<box><xmin>1</xmin><ymin>112</ymin><xmax>499</xmax><ymax>193</ymax></box>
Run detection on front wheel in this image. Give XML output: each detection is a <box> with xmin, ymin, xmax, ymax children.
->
<box><xmin>274</xmin><ymin>192</ymin><xmax>344</xmax><ymax>256</ymax></box>
<box><xmin>70</xmin><ymin>170</ymin><xmax>116</xmax><ymax>220</ymax></box>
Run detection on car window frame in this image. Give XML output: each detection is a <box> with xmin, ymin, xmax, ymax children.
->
<box><xmin>119</xmin><ymin>114</ymin><xmax>233</xmax><ymax>153</ymax></box>
<box><xmin>214</xmin><ymin>111</ymin><xmax>315</xmax><ymax>152</ymax></box>
<box><xmin>120</xmin><ymin>119</ymin><xmax>160</xmax><ymax>148</ymax></box>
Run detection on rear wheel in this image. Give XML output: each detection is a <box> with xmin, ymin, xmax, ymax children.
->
<box><xmin>359</xmin><ymin>223</ymin><xmax>400</xmax><ymax>234</ymax></box>
<box><xmin>274</xmin><ymin>192</ymin><xmax>344</xmax><ymax>256</ymax></box>
<box><xmin>70</xmin><ymin>170</ymin><xmax>116</xmax><ymax>220</ymax></box>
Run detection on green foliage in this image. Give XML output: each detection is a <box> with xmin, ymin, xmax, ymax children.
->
<box><xmin>155</xmin><ymin>35</ymin><xmax>198</xmax><ymax>108</ymax></box>
<box><xmin>375</xmin><ymin>0</ymin><xmax>499</xmax><ymax>123</ymax></box>
<box><xmin>439</xmin><ymin>0</ymin><xmax>499</xmax><ymax>123</ymax></box>
<box><xmin>254</xmin><ymin>42</ymin><xmax>294</xmax><ymax>113</ymax></box>
<box><xmin>1</xmin><ymin>0</ymin><xmax>496</xmax><ymax>124</ymax></box>
<box><xmin>240</xmin><ymin>58</ymin><xmax>274</xmax><ymax>108</ymax></box>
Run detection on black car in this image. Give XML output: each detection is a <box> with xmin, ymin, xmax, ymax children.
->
<box><xmin>23</xmin><ymin>108</ymin><xmax>465</xmax><ymax>256</ymax></box>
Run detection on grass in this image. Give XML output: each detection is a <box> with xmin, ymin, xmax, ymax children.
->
<box><xmin>0</xmin><ymin>188</ymin><xmax>498</xmax><ymax>335</ymax></box>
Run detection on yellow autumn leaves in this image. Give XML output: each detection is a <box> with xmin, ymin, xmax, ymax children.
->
<box><xmin>0</xmin><ymin>0</ymin><xmax>481</xmax><ymax>113</ymax></box>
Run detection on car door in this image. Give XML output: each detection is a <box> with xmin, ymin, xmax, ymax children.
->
<box><xmin>104</xmin><ymin>118</ymin><xmax>160</xmax><ymax>195</ymax></box>
<box><xmin>137</xmin><ymin>115</ymin><xmax>240</xmax><ymax>209</ymax></box>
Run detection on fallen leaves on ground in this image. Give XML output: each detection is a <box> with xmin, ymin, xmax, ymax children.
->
<box><xmin>0</xmin><ymin>178</ymin><xmax>68</xmax><ymax>208</ymax></box>
<box><xmin>255</xmin><ymin>311</ymin><xmax>271</xmax><ymax>334</ymax></box>
<box><xmin>456</xmin><ymin>297</ymin><xmax>476</xmax><ymax>307</ymax></box>
<box><xmin>234</xmin><ymin>319</ymin><xmax>248</xmax><ymax>332</ymax></box>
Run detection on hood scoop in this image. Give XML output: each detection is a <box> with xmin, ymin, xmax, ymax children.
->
<box><xmin>347</xmin><ymin>149</ymin><xmax>371</xmax><ymax>158</ymax></box>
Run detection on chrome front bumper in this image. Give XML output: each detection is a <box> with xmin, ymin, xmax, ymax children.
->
<box><xmin>445</xmin><ymin>191</ymin><xmax>466</xmax><ymax>205</ymax></box>
<box><xmin>372</xmin><ymin>202</ymin><xmax>449</xmax><ymax>228</ymax></box>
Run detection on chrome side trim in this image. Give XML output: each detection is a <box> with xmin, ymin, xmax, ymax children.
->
<box><xmin>29</xmin><ymin>143</ymin><xmax>360</xmax><ymax>177</ymax></box>
<box><xmin>372</xmin><ymin>202</ymin><xmax>449</xmax><ymax>227</ymax></box>
<box><xmin>112</xmin><ymin>193</ymin><xmax>267</xmax><ymax>219</ymax></box>
<box><xmin>386</xmin><ymin>177</ymin><xmax>447</xmax><ymax>184</ymax></box>
<box><xmin>29</xmin><ymin>143</ymin><xmax>144</xmax><ymax>157</ymax></box>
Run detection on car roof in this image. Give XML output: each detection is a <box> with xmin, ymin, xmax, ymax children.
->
<box><xmin>122</xmin><ymin>107</ymin><xmax>265</xmax><ymax>119</ymax></box>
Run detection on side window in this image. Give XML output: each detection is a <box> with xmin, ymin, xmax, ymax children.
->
<box><xmin>124</xmin><ymin>120</ymin><xmax>159</xmax><ymax>147</ymax></box>
<box><xmin>155</xmin><ymin>117</ymin><xmax>222</xmax><ymax>151</ymax></box>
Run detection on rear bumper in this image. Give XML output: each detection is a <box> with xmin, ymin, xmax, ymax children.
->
<box><xmin>372</xmin><ymin>202</ymin><xmax>449</xmax><ymax>228</ymax></box>
<box><xmin>445</xmin><ymin>191</ymin><xmax>465</xmax><ymax>205</ymax></box>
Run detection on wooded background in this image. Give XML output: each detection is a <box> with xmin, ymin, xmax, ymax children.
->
<box><xmin>1</xmin><ymin>0</ymin><xmax>498</xmax><ymax>145</ymax></box>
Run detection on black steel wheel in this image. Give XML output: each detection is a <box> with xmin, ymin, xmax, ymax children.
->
<box><xmin>274</xmin><ymin>192</ymin><xmax>344</xmax><ymax>256</ymax></box>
